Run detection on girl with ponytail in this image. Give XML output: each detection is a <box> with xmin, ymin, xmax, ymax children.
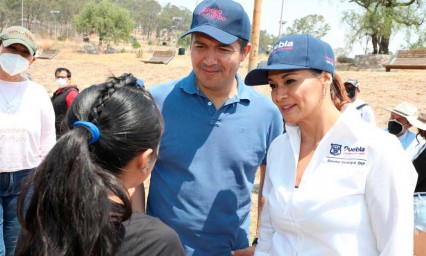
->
<box><xmin>15</xmin><ymin>73</ymin><xmax>184</xmax><ymax>256</ymax></box>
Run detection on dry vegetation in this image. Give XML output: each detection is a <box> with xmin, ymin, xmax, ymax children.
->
<box><xmin>30</xmin><ymin>38</ymin><xmax>425</xmax><ymax>240</ymax></box>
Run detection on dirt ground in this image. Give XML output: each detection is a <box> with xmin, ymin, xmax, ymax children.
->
<box><xmin>29</xmin><ymin>40</ymin><xmax>425</xmax><ymax>240</ymax></box>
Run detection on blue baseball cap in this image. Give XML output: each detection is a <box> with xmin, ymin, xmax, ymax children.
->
<box><xmin>245</xmin><ymin>34</ymin><xmax>335</xmax><ymax>86</ymax></box>
<box><xmin>181</xmin><ymin>0</ymin><xmax>251</xmax><ymax>44</ymax></box>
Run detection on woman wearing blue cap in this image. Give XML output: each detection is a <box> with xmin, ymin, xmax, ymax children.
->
<box><xmin>15</xmin><ymin>74</ymin><xmax>184</xmax><ymax>256</ymax></box>
<box><xmin>245</xmin><ymin>34</ymin><xmax>417</xmax><ymax>255</ymax></box>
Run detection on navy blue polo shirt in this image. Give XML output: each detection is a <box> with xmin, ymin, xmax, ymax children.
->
<box><xmin>147</xmin><ymin>71</ymin><xmax>283</xmax><ymax>255</ymax></box>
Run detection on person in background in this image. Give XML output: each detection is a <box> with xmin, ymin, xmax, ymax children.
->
<box><xmin>0</xmin><ymin>25</ymin><xmax>56</xmax><ymax>256</ymax></box>
<box><xmin>15</xmin><ymin>73</ymin><xmax>185</xmax><ymax>256</ymax></box>
<box><xmin>144</xmin><ymin>0</ymin><xmax>283</xmax><ymax>255</ymax></box>
<box><xmin>407</xmin><ymin>108</ymin><xmax>426</xmax><ymax>256</ymax></box>
<box><xmin>51</xmin><ymin>67</ymin><xmax>79</xmax><ymax>138</ymax></box>
<box><xmin>344</xmin><ymin>79</ymin><xmax>376</xmax><ymax>125</ymax></box>
<box><xmin>245</xmin><ymin>34</ymin><xmax>417</xmax><ymax>255</ymax></box>
<box><xmin>385</xmin><ymin>101</ymin><xmax>425</xmax><ymax>159</ymax></box>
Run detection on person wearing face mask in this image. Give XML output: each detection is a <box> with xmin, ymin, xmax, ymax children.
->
<box><xmin>385</xmin><ymin>102</ymin><xmax>425</xmax><ymax>160</ymax></box>
<box><xmin>0</xmin><ymin>26</ymin><xmax>55</xmax><ymax>255</ymax></box>
<box><xmin>51</xmin><ymin>67</ymin><xmax>79</xmax><ymax>138</ymax></box>
<box><xmin>344</xmin><ymin>79</ymin><xmax>376</xmax><ymax>125</ymax></box>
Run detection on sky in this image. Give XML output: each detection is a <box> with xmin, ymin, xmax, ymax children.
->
<box><xmin>157</xmin><ymin>0</ymin><xmax>406</xmax><ymax>57</ymax></box>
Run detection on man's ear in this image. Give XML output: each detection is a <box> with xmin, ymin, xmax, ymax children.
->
<box><xmin>241</xmin><ymin>43</ymin><xmax>252</xmax><ymax>62</ymax></box>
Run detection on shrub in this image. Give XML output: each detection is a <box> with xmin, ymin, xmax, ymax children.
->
<box><xmin>135</xmin><ymin>49</ymin><xmax>143</xmax><ymax>58</ymax></box>
<box><xmin>177</xmin><ymin>36</ymin><xmax>190</xmax><ymax>48</ymax></box>
<box><xmin>337</xmin><ymin>55</ymin><xmax>355</xmax><ymax>64</ymax></box>
<box><xmin>132</xmin><ymin>40</ymin><xmax>141</xmax><ymax>49</ymax></box>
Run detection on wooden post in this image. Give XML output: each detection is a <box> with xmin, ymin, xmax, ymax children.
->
<box><xmin>247</xmin><ymin>0</ymin><xmax>263</xmax><ymax>72</ymax></box>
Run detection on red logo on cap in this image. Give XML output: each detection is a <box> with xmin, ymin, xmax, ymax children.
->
<box><xmin>7</xmin><ymin>29</ymin><xmax>35</xmax><ymax>42</ymax></box>
<box><xmin>200</xmin><ymin>8</ymin><xmax>227</xmax><ymax>21</ymax></box>
<box><xmin>325</xmin><ymin>56</ymin><xmax>334</xmax><ymax>63</ymax></box>
<box><xmin>325</xmin><ymin>56</ymin><xmax>335</xmax><ymax>66</ymax></box>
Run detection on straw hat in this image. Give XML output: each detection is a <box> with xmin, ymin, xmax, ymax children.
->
<box><xmin>386</xmin><ymin>102</ymin><xmax>417</xmax><ymax>118</ymax></box>
<box><xmin>408</xmin><ymin>108</ymin><xmax>426</xmax><ymax>131</ymax></box>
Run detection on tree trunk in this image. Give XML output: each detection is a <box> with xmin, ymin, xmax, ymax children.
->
<box><xmin>379</xmin><ymin>36</ymin><xmax>390</xmax><ymax>54</ymax></box>
<box><xmin>371</xmin><ymin>34</ymin><xmax>378</xmax><ymax>54</ymax></box>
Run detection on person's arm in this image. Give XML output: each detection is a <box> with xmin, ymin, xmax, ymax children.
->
<box><xmin>366</xmin><ymin>136</ymin><xmax>417</xmax><ymax>255</ymax></box>
<box><xmin>231</xmin><ymin>165</ymin><xmax>266</xmax><ymax>256</ymax></box>
<box><xmin>233</xmin><ymin>107</ymin><xmax>283</xmax><ymax>256</ymax></box>
<box><xmin>65</xmin><ymin>90</ymin><xmax>79</xmax><ymax>108</ymax></box>
<box><xmin>252</xmin><ymin>166</ymin><xmax>274</xmax><ymax>255</ymax></box>
<box><xmin>256</xmin><ymin>165</ymin><xmax>266</xmax><ymax>237</ymax></box>
<box><xmin>40</xmin><ymin>89</ymin><xmax>56</xmax><ymax>158</ymax></box>
<box><xmin>131</xmin><ymin>183</ymin><xmax>146</xmax><ymax>212</ymax></box>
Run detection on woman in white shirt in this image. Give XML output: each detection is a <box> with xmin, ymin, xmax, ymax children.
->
<box><xmin>407</xmin><ymin>108</ymin><xmax>426</xmax><ymax>256</ymax></box>
<box><xmin>245</xmin><ymin>34</ymin><xmax>417</xmax><ymax>256</ymax></box>
<box><xmin>0</xmin><ymin>26</ymin><xmax>55</xmax><ymax>256</ymax></box>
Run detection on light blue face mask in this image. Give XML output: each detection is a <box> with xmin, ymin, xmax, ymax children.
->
<box><xmin>0</xmin><ymin>53</ymin><xmax>30</xmax><ymax>76</ymax></box>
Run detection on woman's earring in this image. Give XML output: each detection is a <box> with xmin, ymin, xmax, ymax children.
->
<box><xmin>322</xmin><ymin>87</ymin><xmax>326</xmax><ymax>98</ymax></box>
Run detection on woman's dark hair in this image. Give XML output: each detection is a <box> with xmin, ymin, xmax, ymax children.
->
<box><xmin>237</xmin><ymin>38</ymin><xmax>249</xmax><ymax>54</ymax></box>
<box><xmin>331</xmin><ymin>72</ymin><xmax>351</xmax><ymax>110</ymax></box>
<box><xmin>417</xmin><ymin>129</ymin><xmax>426</xmax><ymax>141</ymax></box>
<box><xmin>310</xmin><ymin>69</ymin><xmax>350</xmax><ymax>111</ymax></box>
<box><xmin>16</xmin><ymin>73</ymin><xmax>163</xmax><ymax>256</ymax></box>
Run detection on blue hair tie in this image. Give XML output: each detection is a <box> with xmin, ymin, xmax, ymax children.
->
<box><xmin>136</xmin><ymin>78</ymin><xmax>145</xmax><ymax>87</ymax></box>
<box><xmin>73</xmin><ymin>121</ymin><xmax>100</xmax><ymax>145</ymax></box>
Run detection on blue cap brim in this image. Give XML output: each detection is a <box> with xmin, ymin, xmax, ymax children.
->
<box><xmin>181</xmin><ymin>25</ymin><xmax>238</xmax><ymax>45</ymax></box>
<box><xmin>245</xmin><ymin>64</ymin><xmax>310</xmax><ymax>86</ymax></box>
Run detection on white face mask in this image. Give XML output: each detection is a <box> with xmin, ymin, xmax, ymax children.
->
<box><xmin>0</xmin><ymin>53</ymin><xmax>30</xmax><ymax>76</ymax></box>
<box><xmin>56</xmin><ymin>78</ymin><xmax>68</xmax><ymax>88</ymax></box>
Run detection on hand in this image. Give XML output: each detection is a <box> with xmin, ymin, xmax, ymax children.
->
<box><xmin>231</xmin><ymin>245</ymin><xmax>256</xmax><ymax>256</ymax></box>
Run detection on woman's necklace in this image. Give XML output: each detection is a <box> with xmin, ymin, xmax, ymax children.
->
<box><xmin>0</xmin><ymin>83</ymin><xmax>22</xmax><ymax>114</ymax></box>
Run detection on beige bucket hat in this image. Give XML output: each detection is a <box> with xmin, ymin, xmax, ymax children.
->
<box><xmin>408</xmin><ymin>108</ymin><xmax>426</xmax><ymax>131</ymax></box>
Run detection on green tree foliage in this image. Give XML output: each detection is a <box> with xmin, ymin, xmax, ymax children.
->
<box><xmin>157</xmin><ymin>3</ymin><xmax>192</xmax><ymax>44</ymax></box>
<box><xmin>23</xmin><ymin>0</ymin><xmax>51</xmax><ymax>30</ymax></box>
<box><xmin>73</xmin><ymin>0</ymin><xmax>134</xmax><ymax>46</ymax></box>
<box><xmin>1</xmin><ymin>0</ymin><xmax>87</xmax><ymax>38</ymax></box>
<box><xmin>284</xmin><ymin>14</ymin><xmax>330</xmax><ymax>39</ymax></box>
<box><xmin>51</xmin><ymin>0</ymin><xmax>87</xmax><ymax>38</ymax></box>
<box><xmin>120</xmin><ymin>0</ymin><xmax>162</xmax><ymax>40</ymax></box>
<box><xmin>1</xmin><ymin>0</ymin><xmax>51</xmax><ymax>31</ymax></box>
<box><xmin>258</xmin><ymin>30</ymin><xmax>278</xmax><ymax>54</ymax></box>
<box><xmin>0</xmin><ymin>0</ymin><xmax>18</xmax><ymax>28</ymax></box>
<box><xmin>403</xmin><ymin>27</ymin><xmax>426</xmax><ymax>49</ymax></box>
<box><xmin>341</xmin><ymin>0</ymin><xmax>424</xmax><ymax>54</ymax></box>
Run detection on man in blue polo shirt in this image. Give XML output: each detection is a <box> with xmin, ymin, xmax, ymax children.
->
<box><xmin>146</xmin><ymin>0</ymin><xmax>283</xmax><ymax>255</ymax></box>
